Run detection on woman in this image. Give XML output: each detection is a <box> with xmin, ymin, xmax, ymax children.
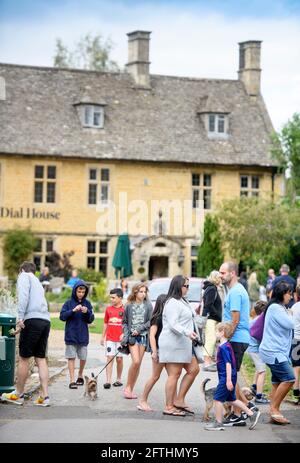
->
<box><xmin>137</xmin><ymin>294</ymin><xmax>168</xmax><ymax>412</ymax></box>
<box><xmin>259</xmin><ymin>281</ymin><xmax>295</xmax><ymax>424</ymax></box>
<box><xmin>202</xmin><ymin>270</ymin><xmax>223</xmax><ymax>372</ymax></box>
<box><xmin>159</xmin><ymin>275</ymin><xmax>199</xmax><ymax>416</ymax></box>
<box><xmin>122</xmin><ymin>282</ymin><xmax>153</xmax><ymax>399</ymax></box>
<box><xmin>248</xmin><ymin>272</ymin><xmax>261</xmax><ymax>309</ymax></box>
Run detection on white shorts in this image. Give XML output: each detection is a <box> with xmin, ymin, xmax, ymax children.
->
<box><xmin>105</xmin><ymin>341</ymin><xmax>124</xmax><ymax>357</ymax></box>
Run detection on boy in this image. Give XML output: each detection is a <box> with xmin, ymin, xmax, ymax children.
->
<box><xmin>101</xmin><ymin>288</ymin><xmax>124</xmax><ymax>389</ymax></box>
<box><xmin>205</xmin><ymin>322</ymin><xmax>261</xmax><ymax>431</ymax></box>
<box><xmin>60</xmin><ymin>280</ymin><xmax>94</xmax><ymax>389</ymax></box>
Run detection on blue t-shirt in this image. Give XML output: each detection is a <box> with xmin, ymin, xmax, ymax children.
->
<box><xmin>223</xmin><ymin>282</ymin><xmax>250</xmax><ymax>343</ymax></box>
<box><xmin>247</xmin><ymin>317</ymin><xmax>260</xmax><ymax>353</ymax></box>
<box><xmin>217</xmin><ymin>341</ymin><xmax>237</xmax><ymax>381</ymax></box>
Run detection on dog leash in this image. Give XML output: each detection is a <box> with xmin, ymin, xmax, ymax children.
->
<box><xmin>93</xmin><ymin>350</ymin><xmax>120</xmax><ymax>380</ymax></box>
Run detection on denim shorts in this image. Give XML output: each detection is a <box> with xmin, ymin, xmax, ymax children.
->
<box><xmin>134</xmin><ymin>335</ymin><xmax>147</xmax><ymax>347</ymax></box>
<box><xmin>267</xmin><ymin>359</ymin><xmax>295</xmax><ymax>384</ymax></box>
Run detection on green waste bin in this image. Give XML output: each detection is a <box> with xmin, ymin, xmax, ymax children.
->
<box><xmin>0</xmin><ymin>313</ymin><xmax>16</xmax><ymax>394</ymax></box>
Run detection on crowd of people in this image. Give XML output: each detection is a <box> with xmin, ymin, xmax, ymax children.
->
<box><xmin>1</xmin><ymin>260</ymin><xmax>299</xmax><ymax>432</ymax></box>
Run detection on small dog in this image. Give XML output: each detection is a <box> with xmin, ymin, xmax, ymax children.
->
<box><xmin>84</xmin><ymin>373</ymin><xmax>98</xmax><ymax>401</ymax></box>
<box><xmin>201</xmin><ymin>378</ymin><xmax>255</xmax><ymax>422</ymax></box>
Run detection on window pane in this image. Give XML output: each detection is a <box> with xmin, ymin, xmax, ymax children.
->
<box><xmin>240</xmin><ymin>176</ymin><xmax>248</xmax><ymax>188</ymax></box>
<box><xmin>87</xmin><ymin>240</ymin><xmax>96</xmax><ymax>254</ymax></box>
<box><xmin>204</xmin><ymin>174</ymin><xmax>211</xmax><ymax>187</ymax></box>
<box><xmin>101</xmin><ymin>168</ymin><xmax>110</xmax><ymax>182</ymax></box>
<box><xmin>218</xmin><ymin>116</ymin><xmax>225</xmax><ymax>133</ymax></box>
<box><xmin>101</xmin><ymin>185</ymin><xmax>108</xmax><ymax>203</ymax></box>
<box><xmin>240</xmin><ymin>191</ymin><xmax>248</xmax><ymax>197</ymax></box>
<box><xmin>34</xmin><ymin>238</ymin><xmax>42</xmax><ymax>252</ymax></box>
<box><xmin>252</xmin><ymin>191</ymin><xmax>259</xmax><ymax>197</ymax></box>
<box><xmin>47</xmin><ymin>182</ymin><xmax>56</xmax><ymax>203</ymax></box>
<box><xmin>204</xmin><ymin>189</ymin><xmax>211</xmax><ymax>210</ymax></box>
<box><xmin>88</xmin><ymin>184</ymin><xmax>97</xmax><ymax>205</ymax></box>
<box><xmin>191</xmin><ymin>260</ymin><xmax>197</xmax><ymax>278</ymax></box>
<box><xmin>209</xmin><ymin>115</ymin><xmax>215</xmax><ymax>132</ymax></box>
<box><xmin>47</xmin><ymin>166</ymin><xmax>56</xmax><ymax>179</ymax></box>
<box><xmin>99</xmin><ymin>257</ymin><xmax>107</xmax><ymax>276</ymax></box>
<box><xmin>252</xmin><ymin>176</ymin><xmax>259</xmax><ymax>189</ymax></box>
<box><xmin>192</xmin><ymin>173</ymin><xmax>200</xmax><ymax>186</ymax></box>
<box><xmin>35</xmin><ymin>165</ymin><xmax>44</xmax><ymax>179</ymax></box>
<box><xmin>34</xmin><ymin>182</ymin><xmax>43</xmax><ymax>202</ymax></box>
<box><xmin>93</xmin><ymin>110</ymin><xmax>101</xmax><ymax>127</ymax></box>
<box><xmin>192</xmin><ymin>189</ymin><xmax>199</xmax><ymax>208</ymax></box>
<box><xmin>84</xmin><ymin>106</ymin><xmax>92</xmax><ymax>126</ymax></box>
<box><xmin>46</xmin><ymin>240</ymin><xmax>53</xmax><ymax>252</ymax></box>
<box><xmin>33</xmin><ymin>255</ymin><xmax>41</xmax><ymax>271</ymax></box>
<box><xmin>89</xmin><ymin>169</ymin><xmax>97</xmax><ymax>180</ymax></box>
<box><xmin>87</xmin><ymin>257</ymin><xmax>96</xmax><ymax>269</ymax></box>
<box><xmin>100</xmin><ymin>241</ymin><xmax>108</xmax><ymax>254</ymax></box>
<box><xmin>191</xmin><ymin>246</ymin><xmax>198</xmax><ymax>257</ymax></box>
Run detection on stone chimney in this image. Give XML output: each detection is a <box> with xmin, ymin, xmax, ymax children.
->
<box><xmin>0</xmin><ymin>77</ymin><xmax>6</xmax><ymax>100</ymax></box>
<box><xmin>126</xmin><ymin>30</ymin><xmax>151</xmax><ymax>88</ymax></box>
<box><xmin>238</xmin><ymin>41</ymin><xmax>262</xmax><ymax>96</ymax></box>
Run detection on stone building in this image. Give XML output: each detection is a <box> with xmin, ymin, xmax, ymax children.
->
<box><xmin>0</xmin><ymin>31</ymin><xmax>282</xmax><ymax>280</ymax></box>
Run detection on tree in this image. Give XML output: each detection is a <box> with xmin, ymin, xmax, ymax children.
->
<box><xmin>197</xmin><ymin>214</ymin><xmax>224</xmax><ymax>277</ymax></box>
<box><xmin>271</xmin><ymin>113</ymin><xmax>300</xmax><ymax>203</ymax></box>
<box><xmin>46</xmin><ymin>250</ymin><xmax>74</xmax><ymax>281</ymax></box>
<box><xmin>53</xmin><ymin>33</ymin><xmax>120</xmax><ymax>71</ymax></box>
<box><xmin>3</xmin><ymin>228</ymin><xmax>37</xmax><ymax>278</ymax></box>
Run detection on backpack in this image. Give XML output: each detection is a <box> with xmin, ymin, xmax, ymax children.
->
<box><xmin>250</xmin><ymin>312</ymin><xmax>266</xmax><ymax>342</ymax></box>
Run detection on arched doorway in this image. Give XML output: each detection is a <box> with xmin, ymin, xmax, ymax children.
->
<box><xmin>149</xmin><ymin>256</ymin><xmax>169</xmax><ymax>279</ymax></box>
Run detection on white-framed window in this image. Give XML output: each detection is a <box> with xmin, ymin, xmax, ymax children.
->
<box><xmin>240</xmin><ymin>175</ymin><xmax>260</xmax><ymax>197</ymax></box>
<box><xmin>88</xmin><ymin>167</ymin><xmax>110</xmax><ymax>205</ymax></box>
<box><xmin>206</xmin><ymin>114</ymin><xmax>228</xmax><ymax>138</ymax></box>
<box><xmin>33</xmin><ymin>237</ymin><xmax>55</xmax><ymax>271</ymax></box>
<box><xmin>34</xmin><ymin>165</ymin><xmax>57</xmax><ymax>203</ymax></box>
<box><xmin>192</xmin><ymin>173</ymin><xmax>212</xmax><ymax>209</ymax></box>
<box><xmin>191</xmin><ymin>245</ymin><xmax>198</xmax><ymax>277</ymax></box>
<box><xmin>83</xmin><ymin>105</ymin><xmax>104</xmax><ymax>128</ymax></box>
<box><xmin>86</xmin><ymin>239</ymin><xmax>108</xmax><ymax>276</ymax></box>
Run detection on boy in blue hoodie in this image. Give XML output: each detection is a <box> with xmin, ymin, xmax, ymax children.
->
<box><xmin>60</xmin><ymin>280</ymin><xmax>94</xmax><ymax>389</ymax></box>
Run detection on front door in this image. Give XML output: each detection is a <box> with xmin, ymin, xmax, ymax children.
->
<box><xmin>149</xmin><ymin>256</ymin><xmax>169</xmax><ymax>280</ymax></box>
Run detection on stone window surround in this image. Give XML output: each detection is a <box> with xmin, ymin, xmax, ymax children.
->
<box><xmin>240</xmin><ymin>173</ymin><xmax>260</xmax><ymax>197</ymax></box>
<box><xmin>33</xmin><ymin>236</ymin><xmax>55</xmax><ymax>271</ymax></box>
<box><xmin>87</xmin><ymin>165</ymin><xmax>111</xmax><ymax>206</ymax></box>
<box><xmin>86</xmin><ymin>238</ymin><xmax>109</xmax><ymax>276</ymax></box>
<box><xmin>33</xmin><ymin>162</ymin><xmax>58</xmax><ymax>204</ymax></box>
<box><xmin>192</xmin><ymin>172</ymin><xmax>212</xmax><ymax>210</ymax></box>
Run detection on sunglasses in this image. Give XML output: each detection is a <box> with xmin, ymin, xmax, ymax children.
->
<box><xmin>183</xmin><ymin>284</ymin><xmax>189</xmax><ymax>288</ymax></box>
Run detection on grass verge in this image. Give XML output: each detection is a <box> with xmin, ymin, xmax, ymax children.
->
<box><xmin>51</xmin><ymin>317</ymin><xmax>103</xmax><ymax>334</ymax></box>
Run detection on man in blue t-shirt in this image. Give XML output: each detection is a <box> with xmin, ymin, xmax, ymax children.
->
<box><xmin>271</xmin><ymin>264</ymin><xmax>296</xmax><ymax>308</ymax></box>
<box><xmin>219</xmin><ymin>261</ymin><xmax>253</xmax><ymax>427</ymax></box>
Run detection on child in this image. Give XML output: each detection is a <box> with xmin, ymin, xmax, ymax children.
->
<box><xmin>205</xmin><ymin>322</ymin><xmax>261</xmax><ymax>431</ymax></box>
<box><xmin>101</xmin><ymin>288</ymin><xmax>125</xmax><ymax>389</ymax></box>
<box><xmin>60</xmin><ymin>280</ymin><xmax>94</xmax><ymax>389</ymax></box>
<box><xmin>247</xmin><ymin>300</ymin><xmax>270</xmax><ymax>404</ymax></box>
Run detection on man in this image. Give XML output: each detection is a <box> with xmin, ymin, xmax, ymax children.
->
<box><xmin>271</xmin><ymin>264</ymin><xmax>296</xmax><ymax>308</ymax></box>
<box><xmin>1</xmin><ymin>261</ymin><xmax>51</xmax><ymax>406</ymax></box>
<box><xmin>219</xmin><ymin>261</ymin><xmax>256</xmax><ymax>426</ymax></box>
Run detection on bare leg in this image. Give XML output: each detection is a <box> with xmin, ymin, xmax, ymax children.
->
<box><xmin>293</xmin><ymin>367</ymin><xmax>300</xmax><ymax>390</ymax></box>
<box><xmin>124</xmin><ymin>345</ymin><xmax>145</xmax><ymax>393</ymax></box>
<box><xmin>78</xmin><ymin>359</ymin><xmax>86</xmax><ymax>379</ymax></box>
<box><xmin>139</xmin><ymin>360</ymin><xmax>165</xmax><ymax>410</ymax></box>
<box><xmin>35</xmin><ymin>357</ymin><xmax>49</xmax><ymax>398</ymax></box>
<box><xmin>256</xmin><ymin>371</ymin><xmax>266</xmax><ymax>395</ymax></box>
<box><xmin>270</xmin><ymin>381</ymin><xmax>294</xmax><ymax>415</ymax></box>
<box><xmin>68</xmin><ymin>358</ymin><xmax>76</xmax><ymax>383</ymax></box>
<box><xmin>16</xmin><ymin>356</ymin><xmax>30</xmax><ymax>395</ymax></box>
<box><xmin>116</xmin><ymin>357</ymin><xmax>123</xmax><ymax>382</ymax></box>
<box><xmin>105</xmin><ymin>357</ymin><xmax>114</xmax><ymax>384</ymax></box>
<box><xmin>164</xmin><ymin>363</ymin><xmax>183</xmax><ymax>411</ymax></box>
<box><xmin>233</xmin><ymin>382</ymin><xmax>249</xmax><ymax>415</ymax></box>
<box><xmin>175</xmin><ymin>357</ymin><xmax>200</xmax><ymax>408</ymax></box>
<box><xmin>214</xmin><ymin>400</ymin><xmax>224</xmax><ymax>423</ymax></box>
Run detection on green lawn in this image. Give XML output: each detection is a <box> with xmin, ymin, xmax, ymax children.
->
<box><xmin>51</xmin><ymin>317</ymin><xmax>103</xmax><ymax>334</ymax></box>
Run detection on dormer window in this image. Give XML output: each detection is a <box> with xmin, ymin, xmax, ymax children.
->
<box><xmin>84</xmin><ymin>105</ymin><xmax>104</xmax><ymax>128</ymax></box>
<box><xmin>207</xmin><ymin>114</ymin><xmax>228</xmax><ymax>138</ymax></box>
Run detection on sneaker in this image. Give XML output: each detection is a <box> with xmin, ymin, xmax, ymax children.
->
<box><xmin>1</xmin><ymin>391</ymin><xmax>24</xmax><ymax>405</ymax></box>
<box><xmin>249</xmin><ymin>409</ymin><xmax>261</xmax><ymax>430</ymax></box>
<box><xmin>250</xmin><ymin>385</ymin><xmax>257</xmax><ymax>396</ymax></box>
<box><xmin>103</xmin><ymin>383</ymin><xmax>111</xmax><ymax>389</ymax></box>
<box><xmin>203</xmin><ymin>364</ymin><xmax>218</xmax><ymax>372</ymax></box>
<box><xmin>205</xmin><ymin>421</ymin><xmax>224</xmax><ymax>431</ymax></box>
<box><xmin>248</xmin><ymin>401</ymin><xmax>259</xmax><ymax>411</ymax></box>
<box><xmin>255</xmin><ymin>396</ymin><xmax>270</xmax><ymax>404</ymax></box>
<box><xmin>222</xmin><ymin>413</ymin><xmax>246</xmax><ymax>427</ymax></box>
<box><xmin>33</xmin><ymin>396</ymin><xmax>50</xmax><ymax>407</ymax></box>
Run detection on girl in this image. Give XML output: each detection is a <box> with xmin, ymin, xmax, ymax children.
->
<box><xmin>122</xmin><ymin>283</ymin><xmax>153</xmax><ymax>399</ymax></box>
<box><xmin>137</xmin><ymin>294</ymin><xmax>168</xmax><ymax>411</ymax></box>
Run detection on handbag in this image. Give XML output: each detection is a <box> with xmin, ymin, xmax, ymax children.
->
<box><xmin>250</xmin><ymin>312</ymin><xmax>265</xmax><ymax>342</ymax></box>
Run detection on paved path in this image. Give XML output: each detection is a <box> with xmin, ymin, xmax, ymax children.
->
<box><xmin>0</xmin><ymin>330</ymin><xmax>299</xmax><ymax>443</ymax></box>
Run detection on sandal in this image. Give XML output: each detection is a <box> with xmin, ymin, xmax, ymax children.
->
<box><xmin>270</xmin><ymin>414</ymin><xmax>290</xmax><ymax>425</ymax></box>
<box><xmin>163</xmin><ymin>408</ymin><xmax>186</xmax><ymax>416</ymax></box>
<box><xmin>174</xmin><ymin>405</ymin><xmax>195</xmax><ymax>415</ymax></box>
<box><xmin>75</xmin><ymin>377</ymin><xmax>84</xmax><ymax>386</ymax></box>
<box><xmin>113</xmin><ymin>381</ymin><xmax>123</xmax><ymax>387</ymax></box>
<box><xmin>69</xmin><ymin>382</ymin><xmax>78</xmax><ymax>389</ymax></box>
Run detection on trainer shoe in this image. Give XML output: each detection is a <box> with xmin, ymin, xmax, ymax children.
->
<box><xmin>249</xmin><ymin>410</ymin><xmax>261</xmax><ymax>430</ymax></box>
<box><xmin>255</xmin><ymin>396</ymin><xmax>270</xmax><ymax>404</ymax></box>
<box><xmin>33</xmin><ymin>396</ymin><xmax>50</xmax><ymax>407</ymax></box>
<box><xmin>222</xmin><ymin>413</ymin><xmax>246</xmax><ymax>427</ymax></box>
<box><xmin>248</xmin><ymin>401</ymin><xmax>259</xmax><ymax>411</ymax></box>
<box><xmin>205</xmin><ymin>421</ymin><xmax>224</xmax><ymax>431</ymax></box>
<box><xmin>1</xmin><ymin>391</ymin><xmax>24</xmax><ymax>405</ymax></box>
<box><xmin>203</xmin><ymin>364</ymin><xmax>218</xmax><ymax>372</ymax></box>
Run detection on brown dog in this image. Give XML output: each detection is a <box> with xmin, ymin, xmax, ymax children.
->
<box><xmin>84</xmin><ymin>374</ymin><xmax>98</xmax><ymax>401</ymax></box>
